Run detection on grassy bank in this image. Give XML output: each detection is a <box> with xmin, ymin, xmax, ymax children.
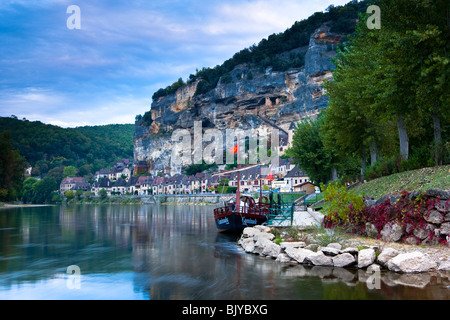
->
<box><xmin>352</xmin><ymin>165</ymin><xmax>450</xmax><ymax>199</ymax></box>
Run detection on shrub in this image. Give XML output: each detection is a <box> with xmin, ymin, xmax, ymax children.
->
<box><xmin>321</xmin><ymin>182</ymin><xmax>364</xmax><ymax>224</ymax></box>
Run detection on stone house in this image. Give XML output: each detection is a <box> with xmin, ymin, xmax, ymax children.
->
<box><xmin>60</xmin><ymin>177</ymin><xmax>90</xmax><ymax>195</ymax></box>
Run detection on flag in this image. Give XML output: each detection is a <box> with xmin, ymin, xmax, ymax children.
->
<box><xmin>230</xmin><ymin>144</ymin><xmax>238</xmax><ymax>154</ymax></box>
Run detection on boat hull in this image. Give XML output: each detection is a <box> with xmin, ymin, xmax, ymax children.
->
<box><xmin>214</xmin><ymin>212</ymin><xmax>267</xmax><ymax>233</ymax></box>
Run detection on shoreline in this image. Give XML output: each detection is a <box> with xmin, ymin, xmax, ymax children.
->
<box><xmin>0</xmin><ymin>203</ymin><xmax>54</xmax><ymax>209</ymax></box>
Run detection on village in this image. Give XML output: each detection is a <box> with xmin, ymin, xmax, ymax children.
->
<box><xmin>59</xmin><ymin>156</ymin><xmax>317</xmax><ymax>198</ymax></box>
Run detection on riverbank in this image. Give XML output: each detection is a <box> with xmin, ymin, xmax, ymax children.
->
<box><xmin>0</xmin><ymin>202</ymin><xmax>54</xmax><ymax>209</ymax></box>
<box><xmin>238</xmin><ymin>225</ymin><xmax>450</xmax><ymax>274</ymax></box>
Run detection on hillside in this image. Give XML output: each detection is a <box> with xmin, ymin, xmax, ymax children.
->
<box><xmin>352</xmin><ymin>165</ymin><xmax>450</xmax><ymax>199</ymax></box>
<box><xmin>0</xmin><ymin>117</ymin><xmax>134</xmax><ymax>179</ymax></box>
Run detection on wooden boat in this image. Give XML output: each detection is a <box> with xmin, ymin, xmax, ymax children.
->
<box><xmin>213</xmin><ymin>163</ymin><xmax>271</xmax><ymax>233</ymax></box>
<box><xmin>214</xmin><ymin>195</ymin><xmax>270</xmax><ymax>232</ymax></box>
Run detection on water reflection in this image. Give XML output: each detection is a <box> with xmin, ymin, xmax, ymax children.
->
<box><xmin>0</xmin><ymin>204</ymin><xmax>448</xmax><ymax>300</ymax></box>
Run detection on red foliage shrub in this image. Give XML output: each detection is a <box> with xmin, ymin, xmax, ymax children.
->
<box><xmin>322</xmin><ymin>190</ymin><xmax>448</xmax><ymax>245</ymax></box>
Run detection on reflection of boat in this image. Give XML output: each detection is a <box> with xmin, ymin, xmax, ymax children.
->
<box><xmin>213</xmin><ymin>164</ymin><xmax>271</xmax><ymax>233</ymax></box>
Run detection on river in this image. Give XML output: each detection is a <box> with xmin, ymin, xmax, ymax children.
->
<box><xmin>0</xmin><ymin>204</ymin><xmax>448</xmax><ymax>300</ymax></box>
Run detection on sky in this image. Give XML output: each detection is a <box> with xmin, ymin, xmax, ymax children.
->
<box><xmin>0</xmin><ymin>0</ymin><xmax>352</xmax><ymax>128</ymax></box>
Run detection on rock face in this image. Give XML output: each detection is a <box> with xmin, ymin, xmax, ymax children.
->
<box><xmin>134</xmin><ymin>25</ymin><xmax>341</xmax><ymax>174</ymax></box>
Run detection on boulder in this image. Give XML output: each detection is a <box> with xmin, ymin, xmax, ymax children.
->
<box><xmin>376</xmin><ymin>247</ymin><xmax>399</xmax><ymax>267</ymax></box>
<box><xmin>275</xmin><ymin>253</ymin><xmax>292</xmax><ymax>263</ymax></box>
<box><xmin>332</xmin><ymin>253</ymin><xmax>356</xmax><ymax>268</ymax></box>
<box><xmin>261</xmin><ymin>241</ymin><xmax>281</xmax><ymax>258</ymax></box>
<box><xmin>358</xmin><ymin>248</ymin><xmax>376</xmax><ymax>268</ymax></box>
<box><xmin>253</xmin><ymin>238</ymin><xmax>273</xmax><ymax>255</ymax></box>
<box><xmin>387</xmin><ymin>251</ymin><xmax>437</xmax><ymax>273</ymax></box>
<box><xmin>253</xmin><ymin>232</ymin><xmax>275</xmax><ymax>242</ymax></box>
<box><xmin>321</xmin><ymin>246</ymin><xmax>340</xmax><ymax>256</ymax></box>
<box><xmin>243</xmin><ymin>227</ymin><xmax>260</xmax><ymax>238</ymax></box>
<box><xmin>426</xmin><ymin>189</ymin><xmax>450</xmax><ymax>200</ymax></box>
<box><xmin>327</xmin><ymin>243</ymin><xmax>342</xmax><ymax>250</ymax></box>
<box><xmin>284</xmin><ymin>247</ymin><xmax>315</xmax><ymax>264</ymax></box>
<box><xmin>424</xmin><ymin>210</ymin><xmax>444</xmax><ymax>225</ymax></box>
<box><xmin>440</xmin><ymin>222</ymin><xmax>450</xmax><ymax>235</ymax></box>
<box><xmin>340</xmin><ymin>247</ymin><xmax>359</xmax><ymax>255</ymax></box>
<box><xmin>306</xmin><ymin>251</ymin><xmax>333</xmax><ymax>267</ymax></box>
<box><xmin>280</xmin><ymin>242</ymin><xmax>306</xmax><ymax>250</ymax></box>
<box><xmin>240</xmin><ymin>238</ymin><xmax>255</xmax><ymax>253</ymax></box>
<box><xmin>380</xmin><ymin>222</ymin><xmax>403</xmax><ymax>242</ymax></box>
<box><xmin>413</xmin><ymin>223</ymin><xmax>436</xmax><ymax>240</ymax></box>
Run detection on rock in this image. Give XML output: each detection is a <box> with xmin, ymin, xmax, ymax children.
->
<box><xmin>254</xmin><ymin>225</ymin><xmax>271</xmax><ymax>233</ymax></box>
<box><xmin>275</xmin><ymin>253</ymin><xmax>292</xmax><ymax>263</ymax></box>
<box><xmin>413</xmin><ymin>223</ymin><xmax>437</xmax><ymax>240</ymax></box>
<box><xmin>440</xmin><ymin>222</ymin><xmax>450</xmax><ymax>235</ymax></box>
<box><xmin>280</xmin><ymin>242</ymin><xmax>306</xmax><ymax>250</ymax></box>
<box><xmin>437</xmin><ymin>261</ymin><xmax>450</xmax><ymax>271</ymax></box>
<box><xmin>253</xmin><ymin>238</ymin><xmax>273</xmax><ymax>255</ymax></box>
<box><xmin>321</xmin><ymin>246</ymin><xmax>340</xmax><ymax>256</ymax></box>
<box><xmin>243</xmin><ymin>227</ymin><xmax>260</xmax><ymax>238</ymax></box>
<box><xmin>240</xmin><ymin>238</ymin><xmax>255</xmax><ymax>253</ymax></box>
<box><xmin>306</xmin><ymin>251</ymin><xmax>333</xmax><ymax>267</ymax></box>
<box><xmin>305</xmin><ymin>244</ymin><xmax>319</xmax><ymax>251</ymax></box>
<box><xmin>435</xmin><ymin>200</ymin><xmax>448</xmax><ymax>213</ymax></box>
<box><xmin>327</xmin><ymin>243</ymin><xmax>342</xmax><ymax>250</ymax></box>
<box><xmin>261</xmin><ymin>241</ymin><xmax>281</xmax><ymax>258</ymax></box>
<box><xmin>365</xmin><ymin>223</ymin><xmax>378</xmax><ymax>237</ymax></box>
<box><xmin>380</xmin><ymin>222</ymin><xmax>403</xmax><ymax>242</ymax></box>
<box><xmin>332</xmin><ymin>253</ymin><xmax>356</xmax><ymax>268</ymax></box>
<box><xmin>358</xmin><ymin>248</ymin><xmax>376</xmax><ymax>268</ymax></box>
<box><xmin>340</xmin><ymin>247</ymin><xmax>359</xmax><ymax>255</ymax></box>
<box><xmin>445</xmin><ymin>213</ymin><xmax>450</xmax><ymax>222</ymax></box>
<box><xmin>253</xmin><ymin>232</ymin><xmax>275</xmax><ymax>242</ymax></box>
<box><xmin>387</xmin><ymin>251</ymin><xmax>437</xmax><ymax>273</ymax></box>
<box><xmin>426</xmin><ymin>189</ymin><xmax>450</xmax><ymax>200</ymax></box>
<box><xmin>377</xmin><ymin>247</ymin><xmax>399</xmax><ymax>267</ymax></box>
<box><xmin>284</xmin><ymin>247</ymin><xmax>315</xmax><ymax>264</ymax></box>
<box><xmin>424</xmin><ymin>210</ymin><xmax>444</xmax><ymax>224</ymax></box>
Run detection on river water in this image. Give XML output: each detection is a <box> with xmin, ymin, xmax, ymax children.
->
<box><xmin>0</xmin><ymin>204</ymin><xmax>448</xmax><ymax>300</ymax></box>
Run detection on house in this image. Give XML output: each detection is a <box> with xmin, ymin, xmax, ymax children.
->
<box><xmin>228</xmin><ymin>165</ymin><xmax>271</xmax><ymax>194</ymax></box>
<box><xmin>133</xmin><ymin>161</ymin><xmax>149</xmax><ymax>175</ymax></box>
<box><xmin>95</xmin><ymin>169</ymin><xmax>111</xmax><ymax>182</ymax></box>
<box><xmin>111</xmin><ymin>178</ymin><xmax>127</xmax><ymax>195</ymax></box>
<box><xmin>60</xmin><ymin>177</ymin><xmax>90</xmax><ymax>195</ymax></box>
<box><xmin>91</xmin><ymin>177</ymin><xmax>112</xmax><ymax>196</ymax></box>
<box><xmin>283</xmin><ymin>165</ymin><xmax>310</xmax><ymax>191</ymax></box>
<box><xmin>269</xmin><ymin>156</ymin><xmax>294</xmax><ymax>179</ymax></box>
<box><xmin>293</xmin><ymin>181</ymin><xmax>317</xmax><ymax>194</ymax></box>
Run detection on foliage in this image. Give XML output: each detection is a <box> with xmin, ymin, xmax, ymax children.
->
<box><xmin>321</xmin><ymin>182</ymin><xmax>365</xmax><ymax>223</ymax></box>
<box><xmin>323</xmin><ymin>190</ymin><xmax>449</xmax><ymax>245</ymax></box>
<box><xmin>63</xmin><ymin>166</ymin><xmax>78</xmax><ymax>178</ymax></box>
<box><xmin>286</xmin><ymin>116</ymin><xmax>337</xmax><ymax>185</ymax></box>
<box><xmin>64</xmin><ymin>190</ymin><xmax>75</xmax><ymax>201</ymax></box>
<box><xmin>0</xmin><ymin>117</ymin><xmax>134</xmax><ymax>184</ymax></box>
<box><xmin>323</xmin><ymin>0</ymin><xmax>450</xmax><ymax>179</ymax></box>
<box><xmin>0</xmin><ymin>131</ymin><xmax>26</xmax><ymax>201</ymax></box>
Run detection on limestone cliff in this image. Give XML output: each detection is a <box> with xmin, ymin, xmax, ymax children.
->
<box><xmin>135</xmin><ymin>25</ymin><xmax>342</xmax><ymax>174</ymax></box>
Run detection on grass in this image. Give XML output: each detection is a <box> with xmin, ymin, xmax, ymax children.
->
<box><xmin>352</xmin><ymin>165</ymin><xmax>450</xmax><ymax>199</ymax></box>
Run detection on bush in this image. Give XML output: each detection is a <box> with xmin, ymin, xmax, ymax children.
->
<box><xmin>321</xmin><ymin>182</ymin><xmax>364</xmax><ymax>224</ymax></box>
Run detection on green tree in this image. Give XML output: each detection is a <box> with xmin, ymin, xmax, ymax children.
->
<box><xmin>286</xmin><ymin>117</ymin><xmax>336</xmax><ymax>185</ymax></box>
<box><xmin>63</xmin><ymin>166</ymin><xmax>78</xmax><ymax>178</ymax></box>
<box><xmin>64</xmin><ymin>190</ymin><xmax>75</xmax><ymax>201</ymax></box>
<box><xmin>0</xmin><ymin>131</ymin><xmax>26</xmax><ymax>201</ymax></box>
<box><xmin>21</xmin><ymin>177</ymin><xmax>38</xmax><ymax>203</ymax></box>
<box><xmin>34</xmin><ymin>177</ymin><xmax>57</xmax><ymax>203</ymax></box>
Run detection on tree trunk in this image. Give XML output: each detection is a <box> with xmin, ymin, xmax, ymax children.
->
<box><xmin>397</xmin><ymin>115</ymin><xmax>409</xmax><ymax>160</ymax></box>
<box><xmin>330</xmin><ymin>167</ymin><xmax>338</xmax><ymax>181</ymax></box>
<box><xmin>432</xmin><ymin>110</ymin><xmax>442</xmax><ymax>166</ymax></box>
<box><xmin>369</xmin><ymin>140</ymin><xmax>378</xmax><ymax>166</ymax></box>
<box><xmin>361</xmin><ymin>148</ymin><xmax>366</xmax><ymax>181</ymax></box>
